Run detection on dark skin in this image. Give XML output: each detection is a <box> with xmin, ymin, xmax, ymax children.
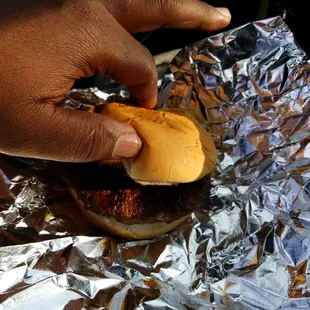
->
<box><xmin>0</xmin><ymin>0</ymin><xmax>230</xmax><ymax>162</ymax></box>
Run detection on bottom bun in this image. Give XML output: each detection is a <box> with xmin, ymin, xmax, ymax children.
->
<box><xmin>69</xmin><ymin>188</ymin><xmax>190</xmax><ymax>239</ymax></box>
<box><xmin>80</xmin><ymin>207</ymin><xmax>189</xmax><ymax>239</ymax></box>
<box><xmin>66</xmin><ymin>163</ymin><xmax>210</xmax><ymax>240</ymax></box>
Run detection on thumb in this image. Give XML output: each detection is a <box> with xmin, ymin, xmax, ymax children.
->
<box><xmin>0</xmin><ymin>102</ymin><xmax>141</xmax><ymax>162</ymax></box>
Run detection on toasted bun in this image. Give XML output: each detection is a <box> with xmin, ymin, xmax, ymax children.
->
<box><xmin>69</xmin><ymin>187</ymin><xmax>190</xmax><ymax>239</ymax></box>
<box><xmin>99</xmin><ymin>104</ymin><xmax>217</xmax><ymax>185</ymax></box>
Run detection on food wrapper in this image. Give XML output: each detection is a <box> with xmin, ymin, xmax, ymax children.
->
<box><xmin>1</xmin><ymin>16</ymin><xmax>310</xmax><ymax>309</ymax></box>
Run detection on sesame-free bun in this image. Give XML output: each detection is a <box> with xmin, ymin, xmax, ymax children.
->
<box><xmin>99</xmin><ymin>103</ymin><xmax>217</xmax><ymax>185</ymax></box>
<box><xmin>79</xmin><ymin>210</ymin><xmax>189</xmax><ymax>239</ymax></box>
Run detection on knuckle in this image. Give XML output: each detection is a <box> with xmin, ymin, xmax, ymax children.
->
<box><xmin>151</xmin><ymin>0</ymin><xmax>180</xmax><ymax>17</ymax></box>
<box><xmin>73</xmin><ymin>1</ymin><xmax>102</xmax><ymax>22</ymax></box>
<box><xmin>142</xmin><ymin>50</ymin><xmax>157</xmax><ymax>77</ymax></box>
<box><xmin>104</xmin><ymin>0</ymin><xmax>128</xmax><ymax>16</ymax></box>
<box><xmin>144</xmin><ymin>59</ymin><xmax>157</xmax><ymax>79</ymax></box>
<box><xmin>67</xmin><ymin>1</ymin><xmax>108</xmax><ymax>71</ymax></box>
<box><xmin>202</xmin><ymin>3</ymin><xmax>213</xmax><ymax>14</ymax></box>
<box><xmin>72</xmin><ymin>114</ymin><xmax>105</xmax><ymax>162</ymax></box>
<box><xmin>72</xmin><ymin>1</ymin><xmax>105</xmax><ymax>42</ymax></box>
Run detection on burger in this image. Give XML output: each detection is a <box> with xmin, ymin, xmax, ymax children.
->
<box><xmin>68</xmin><ymin>103</ymin><xmax>217</xmax><ymax>239</ymax></box>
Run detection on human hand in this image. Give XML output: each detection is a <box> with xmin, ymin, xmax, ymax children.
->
<box><xmin>0</xmin><ymin>0</ymin><xmax>230</xmax><ymax>163</ymax></box>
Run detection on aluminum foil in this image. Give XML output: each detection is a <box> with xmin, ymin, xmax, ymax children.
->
<box><xmin>1</xmin><ymin>16</ymin><xmax>310</xmax><ymax>309</ymax></box>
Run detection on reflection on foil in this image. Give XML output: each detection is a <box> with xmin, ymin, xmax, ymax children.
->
<box><xmin>1</xmin><ymin>16</ymin><xmax>310</xmax><ymax>309</ymax></box>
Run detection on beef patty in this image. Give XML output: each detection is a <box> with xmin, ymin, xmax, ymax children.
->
<box><xmin>65</xmin><ymin>163</ymin><xmax>211</xmax><ymax>224</ymax></box>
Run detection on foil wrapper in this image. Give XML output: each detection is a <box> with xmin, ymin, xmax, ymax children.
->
<box><xmin>1</xmin><ymin>16</ymin><xmax>310</xmax><ymax>309</ymax></box>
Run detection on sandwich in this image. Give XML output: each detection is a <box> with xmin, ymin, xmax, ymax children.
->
<box><xmin>68</xmin><ymin>103</ymin><xmax>217</xmax><ymax>239</ymax></box>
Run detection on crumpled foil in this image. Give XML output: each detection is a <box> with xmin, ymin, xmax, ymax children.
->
<box><xmin>1</xmin><ymin>16</ymin><xmax>310</xmax><ymax>309</ymax></box>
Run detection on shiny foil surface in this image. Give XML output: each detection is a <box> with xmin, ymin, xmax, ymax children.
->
<box><xmin>1</xmin><ymin>16</ymin><xmax>310</xmax><ymax>309</ymax></box>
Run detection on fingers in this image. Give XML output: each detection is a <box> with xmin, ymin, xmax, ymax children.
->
<box><xmin>106</xmin><ymin>31</ymin><xmax>158</xmax><ymax>109</ymax></box>
<box><xmin>104</xmin><ymin>0</ymin><xmax>231</xmax><ymax>33</ymax></box>
<box><xmin>0</xmin><ymin>102</ymin><xmax>141</xmax><ymax>162</ymax></box>
<box><xmin>74</xmin><ymin>4</ymin><xmax>158</xmax><ymax>109</ymax></box>
<box><xmin>163</xmin><ymin>2</ymin><xmax>231</xmax><ymax>31</ymax></box>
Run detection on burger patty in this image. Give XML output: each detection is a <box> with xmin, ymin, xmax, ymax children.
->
<box><xmin>79</xmin><ymin>179</ymin><xmax>210</xmax><ymax>224</ymax></box>
<box><xmin>65</xmin><ymin>163</ymin><xmax>211</xmax><ymax>224</ymax></box>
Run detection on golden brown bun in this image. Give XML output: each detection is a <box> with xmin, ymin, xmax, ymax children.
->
<box><xmin>99</xmin><ymin>104</ymin><xmax>217</xmax><ymax>185</ymax></box>
<box><xmin>69</xmin><ymin>188</ymin><xmax>190</xmax><ymax>239</ymax></box>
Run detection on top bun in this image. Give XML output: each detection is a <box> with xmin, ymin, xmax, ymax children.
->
<box><xmin>99</xmin><ymin>103</ymin><xmax>217</xmax><ymax>185</ymax></box>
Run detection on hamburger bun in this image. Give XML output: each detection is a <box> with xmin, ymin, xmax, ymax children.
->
<box><xmin>98</xmin><ymin>103</ymin><xmax>217</xmax><ymax>185</ymax></box>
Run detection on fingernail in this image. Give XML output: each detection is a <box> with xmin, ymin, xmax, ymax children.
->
<box><xmin>112</xmin><ymin>133</ymin><xmax>142</xmax><ymax>159</ymax></box>
<box><xmin>139</xmin><ymin>97</ymin><xmax>157</xmax><ymax>109</ymax></box>
<box><xmin>215</xmin><ymin>7</ymin><xmax>231</xmax><ymax>19</ymax></box>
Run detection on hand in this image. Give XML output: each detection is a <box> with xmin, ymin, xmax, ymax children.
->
<box><xmin>0</xmin><ymin>0</ymin><xmax>230</xmax><ymax>163</ymax></box>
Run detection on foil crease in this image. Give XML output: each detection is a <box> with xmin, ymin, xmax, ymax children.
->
<box><xmin>1</xmin><ymin>16</ymin><xmax>310</xmax><ymax>309</ymax></box>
